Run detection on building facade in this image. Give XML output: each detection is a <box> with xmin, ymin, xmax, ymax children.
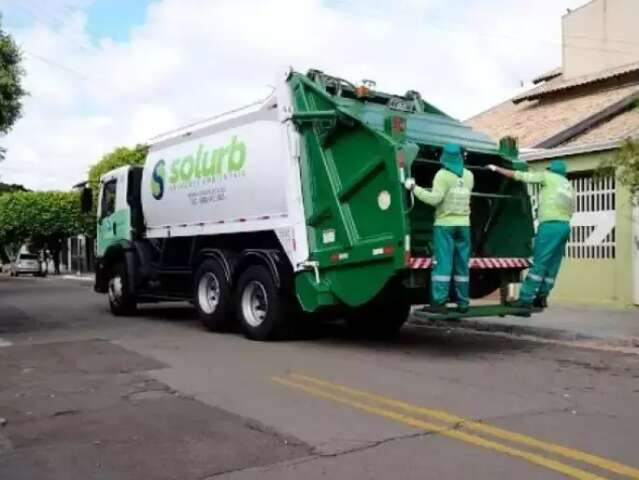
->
<box><xmin>521</xmin><ymin>143</ymin><xmax>637</xmax><ymax>307</ymax></box>
<box><xmin>467</xmin><ymin>0</ymin><xmax>638</xmax><ymax>308</ymax></box>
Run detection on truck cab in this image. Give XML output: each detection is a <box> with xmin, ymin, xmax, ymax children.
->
<box><xmin>96</xmin><ymin>167</ymin><xmax>131</xmax><ymax>256</ymax></box>
<box><xmin>94</xmin><ymin>166</ymin><xmax>144</xmax><ymax>306</ymax></box>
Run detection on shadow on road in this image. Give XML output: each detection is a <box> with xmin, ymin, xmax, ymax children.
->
<box><xmin>292</xmin><ymin>320</ymin><xmax>543</xmax><ymax>357</ymax></box>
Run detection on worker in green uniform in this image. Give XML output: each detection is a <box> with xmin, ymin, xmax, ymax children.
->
<box><xmin>487</xmin><ymin>160</ymin><xmax>574</xmax><ymax>309</ymax></box>
<box><xmin>404</xmin><ymin>143</ymin><xmax>474</xmax><ymax>314</ymax></box>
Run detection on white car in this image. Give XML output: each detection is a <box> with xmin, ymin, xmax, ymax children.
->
<box><xmin>10</xmin><ymin>253</ymin><xmax>44</xmax><ymax>277</ymax></box>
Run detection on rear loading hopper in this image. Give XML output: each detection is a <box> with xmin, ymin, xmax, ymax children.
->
<box><xmin>289</xmin><ymin>70</ymin><xmax>535</xmax><ymax>321</ymax></box>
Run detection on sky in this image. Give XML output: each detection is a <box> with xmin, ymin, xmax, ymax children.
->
<box><xmin>0</xmin><ymin>0</ymin><xmax>589</xmax><ymax>190</ymax></box>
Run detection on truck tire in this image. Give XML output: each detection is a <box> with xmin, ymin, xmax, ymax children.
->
<box><xmin>345</xmin><ymin>284</ymin><xmax>410</xmax><ymax>339</ymax></box>
<box><xmin>194</xmin><ymin>259</ymin><xmax>232</xmax><ymax>332</ymax></box>
<box><xmin>235</xmin><ymin>265</ymin><xmax>289</xmax><ymax>341</ymax></box>
<box><xmin>108</xmin><ymin>262</ymin><xmax>137</xmax><ymax>316</ymax></box>
<box><xmin>346</xmin><ymin>303</ymin><xmax>410</xmax><ymax>339</ymax></box>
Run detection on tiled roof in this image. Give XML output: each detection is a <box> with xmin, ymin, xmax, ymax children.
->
<box><xmin>560</xmin><ymin>108</ymin><xmax>639</xmax><ymax>147</ymax></box>
<box><xmin>532</xmin><ymin>67</ymin><xmax>562</xmax><ymax>85</ymax></box>
<box><xmin>512</xmin><ymin>61</ymin><xmax>639</xmax><ymax>103</ymax></box>
<box><xmin>466</xmin><ymin>82</ymin><xmax>639</xmax><ymax>148</ymax></box>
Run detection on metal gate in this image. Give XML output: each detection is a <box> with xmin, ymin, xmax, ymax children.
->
<box><xmin>528</xmin><ymin>173</ymin><xmax>616</xmax><ymax>259</ymax></box>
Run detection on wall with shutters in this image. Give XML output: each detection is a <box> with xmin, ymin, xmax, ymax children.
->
<box><xmin>526</xmin><ymin>150</ymin><xmax>635</xmax><ymax>308</ymax></box>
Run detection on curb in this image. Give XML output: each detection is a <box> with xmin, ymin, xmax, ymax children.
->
<box><xmin>61</xmin><ymin>275</ymin><xmax>94</xmax><ymax>282</ymax></box>
<box><xmin>408</xmin><ymin>316</ymin><xmax>639</xmax><ymax>349</ymax></box>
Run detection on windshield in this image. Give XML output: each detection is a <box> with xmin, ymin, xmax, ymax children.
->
<box><xmin>19</xmin><ymin>254</ymin><xmax>38</xmax><ymax>260</ymax></box>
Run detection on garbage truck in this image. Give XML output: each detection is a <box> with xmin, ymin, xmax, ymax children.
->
<box><xmin>88</xmin><ymin>69</ymin><xmax>535</xmax><ymax>340</ymax></box>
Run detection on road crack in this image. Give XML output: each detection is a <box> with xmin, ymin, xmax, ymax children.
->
<box><xmin>200</xmin><ymin>427</ymin><xmax>460</xmax><ymax>479</ymax></box>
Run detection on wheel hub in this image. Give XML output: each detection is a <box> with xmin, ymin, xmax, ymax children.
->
<box><xmin>108</xmin><ymin>275</ymin><xmax>123</xmax><ymax>305</ymax></box>
<box><xmin>198</xmin><ymin>272</ymin><xmax>221</xmax><ymax>314</ymax></box>
<box><xmin>241</xmin><ymin>281</ymin><xmax>268</xmax><ymax>328</ymax></box>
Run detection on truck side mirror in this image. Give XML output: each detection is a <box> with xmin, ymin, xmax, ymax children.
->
<box><xmin>81</xmin><ymin>187</ymin><xmax>93</xmax><ymax>213</ymax></box>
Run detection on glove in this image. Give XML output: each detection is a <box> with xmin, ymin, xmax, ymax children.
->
<box><xmin>487</xmin><ymin>164</ymin><xmax>498</xmax><ymax>172</ymax></box>
<box><xmin>404</xmin><ymin>178</ymin><xmax>416</xmax><ymax>191</ymax></box>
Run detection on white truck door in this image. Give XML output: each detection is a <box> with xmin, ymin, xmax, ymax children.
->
<box><xmin>97</xmin><ymin>167</ymin><xmax>131</xmax><ymax>257</ymax></box>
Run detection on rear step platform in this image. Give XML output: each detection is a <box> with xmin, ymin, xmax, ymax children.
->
<box><xmin>412</xmin><ymin>304</ymin><xmax>542</xmax><ymax>321</ymax></box>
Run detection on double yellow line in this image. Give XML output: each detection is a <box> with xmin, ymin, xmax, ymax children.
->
<box><xmin>273</xmin><ymin>373</ymin><xmax>639</xmax><ymax>480</ymax></box>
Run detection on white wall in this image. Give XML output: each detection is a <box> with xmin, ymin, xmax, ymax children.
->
<box><xmin>562</xmin><ymin>0</ymin><xmax>639</xmax><ymax>79</ymax></box>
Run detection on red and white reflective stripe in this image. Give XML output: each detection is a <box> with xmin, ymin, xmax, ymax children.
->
<box><xmin>409</xmin><ymin>257</ymin><xmax>433</xmax><ymax>269</ymax></box>
<box><xmin>408</xmin><ymin>257</ymin><xmax>530</xmax><ymax>270</ymax></box>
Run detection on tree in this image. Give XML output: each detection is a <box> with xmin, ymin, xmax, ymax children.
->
<box><xmin>0</xmin><ymin>191</ymin><xmax>89</xmax><ymax>273</ymax></box>
<box><xmin>0</xmin><ymin>182</ymin><xmax>27</xmax><ymax>195</ymax></box>
<box><xmin>0</xmin><ymin>16</ymin><xmax>27</xmax><ymax>139</ymax></box>
<box><xmin>88</xmin><ymin>144</ymin><xmax>148</xmax><ymax>193</ymax></box>
<box><xmin>0</xmin><ymin>182</ymin><xmax>27</xmax><ymax>262</ymax></box>
<box><xmin>615</xmin><ymin>139</ymin><xmax>639</xmax><ymax>202</ymax></box>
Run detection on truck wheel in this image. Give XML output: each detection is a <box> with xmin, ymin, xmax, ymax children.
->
<box><xmin>235</xmin><ymin>265</ymin><xmax>288</xmax><ymax>341</ymax></box>
<box><xmin>194</xmin><ymin>259</ymin><xmax>232</xmax><ymax>332</ymax></box>
<box><xmin>346</xmin><ymin>303</ymin><xmax>410</xmax><ymax>339</ymax></box>
<box><xmin>108</xmin><ymin>262</ymin><xmax>137</xmax><ymax>316</ymax></box>
<box><xmin>345</xmin><ymin>285</ymin><xmax>410</xmax><ymax>339</ymax></box>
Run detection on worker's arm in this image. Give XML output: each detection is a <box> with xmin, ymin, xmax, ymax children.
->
<box><xmin>487</xmin><ymin>165</ymin><xmax>545</xmax><ymax>184</ymax></box>
<box><xmin>404</xmin><ymin>172</ymin><xmax>447</xmax><ymax>206</ymax></box>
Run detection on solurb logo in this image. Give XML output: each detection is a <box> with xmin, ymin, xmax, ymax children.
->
<box><xmin>151</xmin><ymin>159</ymin><xmax>165</xmax><ymax>200</ymax></box>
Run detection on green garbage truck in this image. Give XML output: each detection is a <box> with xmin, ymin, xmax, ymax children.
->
<box><xmin>88</xmin><ymin>69</ymin><xmax>534</xmax><ymax>340</ymax></box>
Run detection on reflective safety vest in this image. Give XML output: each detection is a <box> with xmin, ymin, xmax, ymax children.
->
<box><xmin>413</xmin><ymin>168</ymin><xmax>474</xmax><ymax>226</ymax></box>
<box><xmin>514</xmin><ymin>170</ymin><xmax>574</xmax><ymax>223</ymax></box>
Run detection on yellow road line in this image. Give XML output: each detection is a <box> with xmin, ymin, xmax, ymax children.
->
<box><xmin>289</xmin><ymin>372</ymin><xmax>639</xmax><ymax>480</ymax></box>
<box><xmin>273</xmin><ymin>377</ymin><xmax>607</xmax><ymax>480</ymax></box>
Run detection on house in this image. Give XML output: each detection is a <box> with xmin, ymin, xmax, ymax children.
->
<box><xmin>467</xmin><ymin>0</ymin><xmax>639</xmax><ymax>308</ymax></box>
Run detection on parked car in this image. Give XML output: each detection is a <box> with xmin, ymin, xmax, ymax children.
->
<box><xmin>10</xmin><ymin>253</ymin><xmax>45</xmax><ymax>277</ymax></box>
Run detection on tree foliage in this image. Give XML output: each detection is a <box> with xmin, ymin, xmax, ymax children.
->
<box><xmin>0</xmin><ymin>191</ymin><xmax>89</xmax><ymax>257</ymax></box>
<box><xmin>0</xmin><ymin>181</ymin><xmax>27</xmax><ymax>195</ymax></box>
<box><xmin>88</xmin><ymin>144</ymin><xmax>148</xmax><ymax>192</ymax></box>
<box><xmin>600</xmin><ymin>139</ymin><xmax>639</xmax><ymax>202</ymax></box>
<box><xmin>0</xmin><ymin>16</ymin><xmax>27</xmax><ymax>137</ymax></box>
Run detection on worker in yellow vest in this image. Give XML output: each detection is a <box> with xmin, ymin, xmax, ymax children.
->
<box><xmin>405</xmin><ymin>143</ymin><xmax>474</xmax><ymax>314</ymax></box>
<box><xmin>488</xmin><ymin>160</ymin><xmax>574</xmax><ymax>309</ymax></box>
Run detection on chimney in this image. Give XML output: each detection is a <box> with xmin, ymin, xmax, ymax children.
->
<box><xmin>562</xmin><ymin>0</ymin><xmax>639</xmax><ymax>79</ymax></box>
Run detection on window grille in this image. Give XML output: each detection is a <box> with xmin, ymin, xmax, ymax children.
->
<box><xmin>528</xmin><ymin>173</ymin><xmax>615</xmax><ymax>259</ymax></box>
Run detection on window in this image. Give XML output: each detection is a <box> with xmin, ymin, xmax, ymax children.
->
<box><xmin>101</xmin><ymin>180</ymin><xmax>117</xmax><ymax>218</ymax></box>
<box><xmin>19</xmin><ymin>254</ymin><xmax>37</xmax><ymax>260</ymax></box>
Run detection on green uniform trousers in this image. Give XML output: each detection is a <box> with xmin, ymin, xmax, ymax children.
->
<box><xmin>519</xmin><ymin>220</ymin><xmax>571</xmax><ymax>304</ymax></box>
<box><xmin>431</xmin><ymin>225</ymin><xmax>471</xmax><ymax>306</ymax></box>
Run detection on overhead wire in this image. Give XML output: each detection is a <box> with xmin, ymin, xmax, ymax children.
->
<box><xmin>12</xmin><ymin>0</ymin><xmax>639</xmax><ymax>134</ymax></box>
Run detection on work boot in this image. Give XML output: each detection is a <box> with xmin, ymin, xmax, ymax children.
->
<box><xmin>508</xmin><ymin>300</ymin><xmax>532</xmax><ymax>310</ymax></box>
<box><xmin>533</xmin><ymin>296</ymin><xmax>548</xmax><ymax>309</ymax></box>
<box><xmin>422</xmin><ymin>304</ymin><xmax>448</xmax><ymax>315</ymax></box>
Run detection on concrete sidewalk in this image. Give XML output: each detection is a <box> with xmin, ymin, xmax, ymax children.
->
<box><xmin>410</xmin><ymin>305</ymin><xmax>639</xmax><ymax>348</ymax></box>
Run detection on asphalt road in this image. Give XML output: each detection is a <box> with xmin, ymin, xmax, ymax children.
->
<box><xmin>1</xmin><ymin>275</ymin><xmax>638</xmax><ymax>480</ymax></box>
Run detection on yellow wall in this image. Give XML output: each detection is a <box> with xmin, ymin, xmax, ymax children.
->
<box><xmin>551</xmin><ymin>258</ymin><xmax>618</xmax><ymax>306</ymax></box>
<box><xmin>528</xmin><ymin>151</ymin><xmax>635</xmax><ymax>309</ymax></box>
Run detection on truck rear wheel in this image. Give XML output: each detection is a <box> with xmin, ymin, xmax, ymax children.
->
<box><xmin>345</xmin><ymin>283</ymin><xmax>410</xmax><ymax>339</ymax></box>
<box><xmin>235</xmin><ymin>265</ymin><xmax>289</xmax><ymax>341</ymax></box>
<box><xmin>346</xmin><ymin>303</ymin><xmax>410</xmax><ymax>339</ymax></box>
<box><xmin>108</xmin><ymin>262</ymin><xmax>137</xmax><ymax>316</ymax></box>
<box><xmin>194</xmin><ymin>259</ymin><xmax>232</xmax><ymax>332</ymax></box>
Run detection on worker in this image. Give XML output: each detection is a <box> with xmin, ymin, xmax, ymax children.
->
<box><xmin>487</xmin><ymin>160</ymin><xmax>574</xmax><ymax>309</ymax></box>
<box><xmin>404</xmin><ymin>143</ymin><xmax>474</xmax><ymax>314</ymax></box>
